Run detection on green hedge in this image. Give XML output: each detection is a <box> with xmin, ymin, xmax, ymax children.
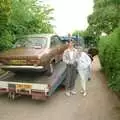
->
<box><xmin>98</xmin><ymin>27</ymin><xmax>120</xmax><ymax>91</ymax></box>
<box><xmin>0</xmin><ymin>30</ymin><xmax>14</xmax><ymax>51</ymax></box>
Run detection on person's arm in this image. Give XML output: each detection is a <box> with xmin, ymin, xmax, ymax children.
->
<box><xmin>81</xmin><ymin>52</ymin><xmax>91</xmax><ymax>67</ymax></box>
<box><xmin>74</xmin><ymin>49</ymin><xmax>80</xmax><ymax>62</ymax></box>
<box><xmin>84</xmin><ymin>53</ymin><xmax>92</xmax><ymax>65</ymax></box>
<box><xmin>88</xmin><ymin>54</ymin><xmax>93</xmax><ymax>61</ymax></box>
<box><xmin>63</xmin><ymin>50</ymin><xmax>69</xmax><ymax>64</ymax></box>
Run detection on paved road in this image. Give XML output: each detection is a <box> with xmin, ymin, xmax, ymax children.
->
<box><xmin>0</xmin><ymin>56</ymin><xmax>120</xmax><ymax>120</ymax></box>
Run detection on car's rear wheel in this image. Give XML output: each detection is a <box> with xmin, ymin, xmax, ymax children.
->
<box><xmin>46</xmin><ymin>63</ymin><xmax>54</xmax><ymax>76</ymax></box>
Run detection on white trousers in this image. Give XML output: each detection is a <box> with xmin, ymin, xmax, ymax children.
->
<box><xmin>78</xmin><ymin>69</ymin><xmax>89</xmax><ymax>92</ymax></box>
<box><xmin>88</xmin><ymin>64</ymin><xmax>92</xmax><ymax>79</ymax></box>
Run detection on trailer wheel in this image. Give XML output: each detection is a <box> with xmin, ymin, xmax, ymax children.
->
<box><xmin>8</xmin><ymin>92</ymin><xmax>12</xmax><ymax>99</ymax></box>
<box><xmin>11</xmin><ymin>92</ymin><xmax>15</xmax><ymax>100</ymax></box>
<box><xmin>8</xmin><ymin>92</ymin><xmax>16</xmax><ymax>100</ymax></box>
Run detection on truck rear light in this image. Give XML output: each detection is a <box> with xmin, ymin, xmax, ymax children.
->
<box><xmin>0</xmin><ymin>59</ymin><xmax>9</xmax><ymax>64</ymax></box>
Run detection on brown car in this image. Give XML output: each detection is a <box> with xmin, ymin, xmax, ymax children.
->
<box><xmin>0</xmin><ymin>34</ymin><xmax>68</xmax><ymax>75</ymax></box>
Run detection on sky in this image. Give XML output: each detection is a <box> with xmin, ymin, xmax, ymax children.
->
<box><xmin>43</xmin><ymin>0</ymin><xmax>94</xmax><ymax>35</ymax></box>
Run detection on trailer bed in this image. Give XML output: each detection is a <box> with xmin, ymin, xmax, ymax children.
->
<box><xmin>0</xmin><ymin>62</ymin><xmax>66</xmax><ymax>100</ymax></box>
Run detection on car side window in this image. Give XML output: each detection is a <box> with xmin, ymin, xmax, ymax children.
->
<box><xmin>51</xmin><ymin>36</ymin><xmax>57</xmax><ymax>47</ymax></box>
<box><xmin>51</xmin><ymin>35</ymin><xmax>63</xmax><ymax>48</ymax></box>
<box><xmin>54</xmin><ymin>36</ymin><xmax>63</xmax><ymax>45</ymax></box>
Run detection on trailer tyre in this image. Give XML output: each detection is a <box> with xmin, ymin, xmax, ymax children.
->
<box><xmin>8</xmin><ymin>92</ymin><xmax>12</xmax><ymax>99</ymax></box>
<box><xmin>11</xmin><ymin>93</ymin><xmax>15</xmax><ymax>100</ymax></box>
<box><xmin>8</xmin><ymin>92</ymin><xmax>16</xmax><ymax>100</ymax></box>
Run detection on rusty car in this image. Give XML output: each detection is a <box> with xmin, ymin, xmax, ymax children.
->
<box><xmin>0</xmin><ymin>34</ymin><xmax>68</xmax><ymax>75</ymax></box>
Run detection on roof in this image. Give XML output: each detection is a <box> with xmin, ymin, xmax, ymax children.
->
<box><xmin>17</xmin><ymin>33</ymin><xmax>57</xmax><ymax>39</ymax></box>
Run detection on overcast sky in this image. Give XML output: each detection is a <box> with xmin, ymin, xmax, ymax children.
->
<box><xmin>43</xmin><ymin>0</ymin><xmax>94</xmax><ymax>35</ymax></box>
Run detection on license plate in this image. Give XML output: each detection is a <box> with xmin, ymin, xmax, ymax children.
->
<box><xmin>16</xmin><ymin>84</ymin><xmax>32</xmax><ymax>89</ymax></box>
<box><xmin>10</xmin><ymin>60</ymin><xmax>26</xmax><ymax>64</ymax></box>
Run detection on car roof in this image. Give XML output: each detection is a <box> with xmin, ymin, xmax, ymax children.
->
<box><xmin>19</xmin><ymin>34</ymin><xmax>58</xmax><ymax>39</ymax></box>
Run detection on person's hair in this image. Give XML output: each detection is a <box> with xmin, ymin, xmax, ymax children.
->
<box><xmin>68</xmin><ymin>39</ymin><xmax>73</xmax><ymax>43</ymax></box>
<box><xmin>87</xmin><ymin>48</ymin><xmax>98</xmax><ymax>57</ymax></box>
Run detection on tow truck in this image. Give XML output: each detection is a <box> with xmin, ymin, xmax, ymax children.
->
<box><xmin>0</xmin><ymin>62</ymin><xmax>66</xmax><ymax>100</ymax></box>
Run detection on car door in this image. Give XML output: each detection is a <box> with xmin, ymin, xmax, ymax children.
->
<box><xmin>49</xmin><ymin>35</ymin><xmax>58</xmax><ymax>62</ymax></box>
<box><xmin>53</xmin><ymin>35</ymin><xmax>66</xmax><ymax>61</ymax></box>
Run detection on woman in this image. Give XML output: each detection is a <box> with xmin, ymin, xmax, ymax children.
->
<box><xmin>87</xmin><ymin>47</ymin><xmax>98</xmax><ymax>80</ymax></box>
<box><xmin>76</xmin><ymin>48</ymin><xmax>92</xmax><ymax>96</ymax></box>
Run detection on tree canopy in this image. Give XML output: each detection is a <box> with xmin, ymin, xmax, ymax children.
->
<box><xmin>0</xmin><ymin>0</ymin><xmax>54</xmax><ymax>51</ymax></box>
<box><xmin>72</xmin><ymin>30</ymin><xmax>96</xmax><ymax>47</ymax></box>
<box><xmin>87</xmin><ymin>0</ymin><xmax>120</xmax><ymax>37</ymax></box>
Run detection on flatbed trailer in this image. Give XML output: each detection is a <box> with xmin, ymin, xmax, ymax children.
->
<box><xmin>0</xmin><ymin>62</ymin><xmax>66</xmax><ymax>100</ymax></box>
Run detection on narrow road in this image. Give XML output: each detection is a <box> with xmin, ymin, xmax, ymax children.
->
<box><xmin>0</xmin><ymin>56</ymin><xmax>120</xmax><ymax>120</ymax></box>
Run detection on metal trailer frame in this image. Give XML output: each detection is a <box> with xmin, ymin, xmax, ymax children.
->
<box><xmin>0</xmin><ymin>62</ymin><xmax>66</xmax><ymax>100</ymax></box>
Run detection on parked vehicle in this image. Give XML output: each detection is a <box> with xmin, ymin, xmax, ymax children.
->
<box><xmin>60</xmin><ymin>35</ymin><xmax>85</xmax><ymax>49</ymax></box>
<box><xmin>0</xmin><ymin>34</ymin><xmax>68</xmax><ymax>75</ymax></box>
<box><xmin>0</xmin><ymin>62</ymin><xmax>66</xmax><ymax>100</ymax></box>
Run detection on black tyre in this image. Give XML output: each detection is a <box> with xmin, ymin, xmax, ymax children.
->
<box><xmin>46</xmin><ymin>63</ymin><xmax>54</xmax><ymax>76</ymax></box>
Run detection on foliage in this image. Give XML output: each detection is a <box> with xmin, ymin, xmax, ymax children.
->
<box><xmin>9</xmin><ymin>0</ymin><xmax>54</xmax><ymax>35</ymax></box>
<box><xmin>72</xmin><ymin>30</ymin><xmax>86</xmax><ymax>37</ymax></box>
<box><xmin>72</xmin><ymin>30</ymin><xmax>96</xmax><ymax>47</ymax></box>
<box><xmin>98</xmin><ymin>27</ymin><xmax>120</xmax><ymax>91</ymax></box>
<box><xmin>0</xmin><ymin>0</ymin><xmax>54</xmax><ymax>51</ymax></box>
<box><xmin>0</xmin><ymin>30</ymin><xmax>13</xmax><ymax>51</ymax></box>
<box><xmin>87</xmin><ymin>0</ymin><xmax>120</xmax><ymax>39</ymax></box>
<box><xmin>0</xmin><ymin>0</ymin><xmax>11</xmax><ymax>32</ymax></box>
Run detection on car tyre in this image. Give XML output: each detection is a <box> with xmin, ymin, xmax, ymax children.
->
<box><xmin>46</xmin><ymin>63</ymin><xmax>54</xmax><ymax>76</ymax></box>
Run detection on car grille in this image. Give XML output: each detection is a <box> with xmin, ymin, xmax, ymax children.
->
<box><xmin>9</xmin><ymin>60</ymin><xmax>27</xmax><ymax>65</ymax></box>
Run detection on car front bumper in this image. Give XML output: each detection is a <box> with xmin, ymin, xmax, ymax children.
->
<box><xmin>0</xmin><ymin>65</ymin><xmax>44</xmax><ymax>71</ymax></box>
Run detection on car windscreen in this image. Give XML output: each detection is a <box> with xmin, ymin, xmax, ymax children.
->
<box><xmin>14</xmin><ymin>37</ymin><xmax>48</xmax><ymax>48</ymax></box>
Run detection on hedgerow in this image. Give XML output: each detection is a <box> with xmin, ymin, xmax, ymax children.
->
<box><xmin>98</xmin><ymin>27</ymin><xmax>120</xmax><ymax>91</ymax></box>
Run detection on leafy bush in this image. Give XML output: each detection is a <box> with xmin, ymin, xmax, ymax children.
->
<box><xmin>0</xmin><ymin>0</ymin><xmax>54</xmax><ymax>51</ymax></box>
<box><xmin>0</xmin><ymin>30</ymin><xmax>14</xmax><ymax>51</ymax></box>
<box><xmin>98</xmin><ymin>27</ymin><xmax>120</xmax><ymax>91</ymax></box>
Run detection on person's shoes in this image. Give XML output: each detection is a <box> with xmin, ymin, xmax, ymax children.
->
<box><xmin>80</xmin><ymin>90</ymin><xmax>84</xmax><ymax>94</ymax></box>
<box><xmin>71</xmin><ymin>90</ymin><xmax>77</xmax><ymax>95</ymax></box>
<box><xmin>88</xmin><ymin>78</ymin><xmax>91</xmax><ymax>81</ymax></box>
<box><xmin>65</xmin><ymin>91</ymin><xmax>71</xmax><ymax>97</ymax></box>
<box><xmin>83</xmin><ymin>92</ymin><xmax>87</xmax><ymax>96</ymax></box>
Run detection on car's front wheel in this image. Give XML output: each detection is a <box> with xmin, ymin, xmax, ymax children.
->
<box><xmin>46</xmin><ymin>63</ymin><xmax>54</xmax><ymax>76</ymax></box>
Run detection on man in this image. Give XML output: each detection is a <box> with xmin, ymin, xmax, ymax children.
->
<box><xmin>63</xmin><ymin>40</ymin><xmax>77</xmax><ymax>96</ymax></box>
<box><xmin>76</xmin><ymin>49</ymin><xmax>92</xmax><ymax>96</ymax></box>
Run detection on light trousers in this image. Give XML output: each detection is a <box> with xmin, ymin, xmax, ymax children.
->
<box><xmin>78</xmin><ymin>69</ymin><xmax>89</xmax><ymax>92</ymax></box>
<box><xmin>88</xmin><ymin>64</ymin><xmax>92</xmax><ymax>79</ymax></box>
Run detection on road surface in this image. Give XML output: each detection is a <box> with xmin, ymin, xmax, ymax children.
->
<box><xmin>0</xmin><ymin>56</ymin><xmax>120</xmax><ymax>120</ymax></box>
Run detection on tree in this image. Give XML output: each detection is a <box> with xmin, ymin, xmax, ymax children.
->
<box><xmin>87</xmin><ymin>0</ymin><xmax>120</xmax><ymax>38</ymax></box>
<box><xmin>0</xmin><ymin>0</ymin><xmax>13</xmax><ymax>50</ymax></box>
<box><xmin>0</xmin><ymin>0</ymin><xmax>54</xmax><ymax>51</ymax></box>
<box><xmin>72</xmin><ymin>30</ymin><xmax>85</xmax><ymax>37</ymax></box>
<box><xmin>72</xmin><ymin>30</ymin><xmax>96</xmax><ymax>47</ymax></box>
<box><xmin>9</xmin><ymin>0</ymin><xmax>54</xmax><ymax>35</ymax></box>
<box><xmin>0</xmin><ymin>0</ymin><xmax>11</xmax><ymax>32</ymax></box>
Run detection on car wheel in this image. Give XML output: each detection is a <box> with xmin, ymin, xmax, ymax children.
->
<box><xmin>46</xmin><ymin>63</ymin><xmax>54</xmax><ymax>76</ymax></box>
